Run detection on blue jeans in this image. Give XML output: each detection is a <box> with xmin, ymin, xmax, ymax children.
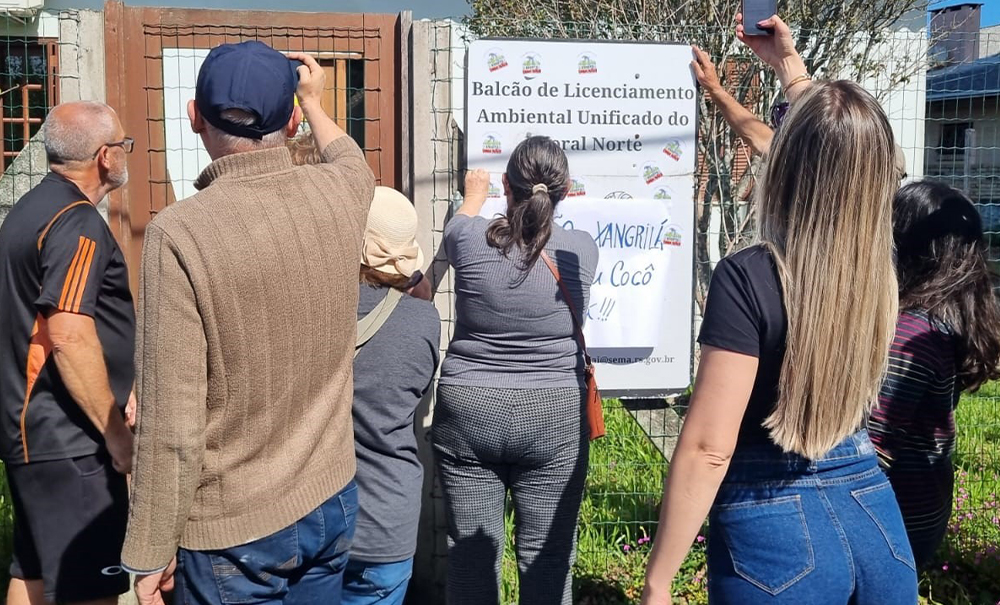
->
<box><xmin>342</xmin><ymin>557</ymin><xmax>413</xmax><ymax>605</ymax></box>
<box><xmin>175</xmin><ymin>481</ymin><xmax>358</xmax><ymax>605</ymax></box>
<box><xmin>707</xmin><ymin>432</ymin><xmax>917</xmax><ymax>604</ymax></box>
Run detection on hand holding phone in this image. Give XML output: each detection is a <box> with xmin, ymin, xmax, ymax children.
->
<box><xmin>736</xmin><ymin>13</ymin><xmax>810</xmax><ymax>101</ymax></box>
<box><xmin>741</xmin><ymin>0</ymin><xmax>778</xmax><ymax>35</ymax></box>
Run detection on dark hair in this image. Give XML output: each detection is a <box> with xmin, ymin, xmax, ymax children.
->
<box><xmin>486</xmin><ymin>136</ymin><xmax>570</xmax><ymax>270</ymax></box>
<box><xmin>893</xmin><ymin>180</ymin><xmax>1000</xmax><ymax>392</ymax></box>
<box><xmin>359</xmin><ymin>265</ymin><xmax>410</xmax><ymax>290</ymax></box>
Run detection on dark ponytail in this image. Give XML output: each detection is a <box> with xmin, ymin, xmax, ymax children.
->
<box><xmin>486</xmin><ymin>135</ymin><xmax>570</xmax><ymax>270</ymax></box>
<box><xmin>894</xmin><ymin>180</ymin><xmax>1000</xmax><ymax>391</ymax></box>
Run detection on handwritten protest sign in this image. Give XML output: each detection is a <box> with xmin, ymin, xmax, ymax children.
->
<box><xmin>467</xmin><ymin>40</ymin><xmax>697</xmax><ymax>393</ymax></box>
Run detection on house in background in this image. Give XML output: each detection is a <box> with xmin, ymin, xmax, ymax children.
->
<box><xmin>925</xmin><ymin>2</ymin><xmax>1000</xmax><ymax>225</ymax></box>
<box><xmin>981</xmin><ymin>23</ymin><xmax>1000</xmax><ymax>57</ymax></box>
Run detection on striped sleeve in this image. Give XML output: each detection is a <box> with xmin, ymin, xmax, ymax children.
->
<box><xmin>35</xmin><ymin>205</ymin><xmax>111</xmax><ymax>317</ymax></box>
<box><xmin>868</xmin><ymin>312</ymin><xmax>956</xmax><ymax>471</ymax></box>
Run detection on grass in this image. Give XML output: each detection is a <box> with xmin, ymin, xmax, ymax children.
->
<box><xmin>918</xmin><ymin>383</ymin><xmax>1000</xmax><ymax>605</ymax></box>
<box><xmin>0</xmin><ymin>392</ymin><xmax>995</xmax><ymax>604</ymax></box>
<box><xmin>496</xmin><ymin>394</ymin><xmax>1000</xmax><ymax>604</ymax></box>
<box><xmin>0</xmin><ymin>463</ymin><xmax>12</xmax><ymax>594</ymax></box>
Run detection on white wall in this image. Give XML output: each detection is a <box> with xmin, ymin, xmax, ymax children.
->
<box><xmin>853</xmin><ymin>26</ymin><xmax>929</xmax><ymax>180</ymax></box>
<box><xmin>982</xmin><ymin>24</ymin><xmax>1000</xmax><ymax>58</ymax></box>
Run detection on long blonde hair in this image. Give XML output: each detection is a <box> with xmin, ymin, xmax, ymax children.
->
<box><xmin>757</xmin><ymin>80</ymin><xmax>899</xmax><ymax>460</ymax></box>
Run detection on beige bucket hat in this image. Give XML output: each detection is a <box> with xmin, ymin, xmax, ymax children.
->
<box><xmin>362</xmin><ymin>186</ymin><xmax>424</xmax><ymax>277</ymax></box>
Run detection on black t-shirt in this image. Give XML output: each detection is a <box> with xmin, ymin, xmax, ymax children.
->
<box><xmin>0</xmin><ymin>173</ymin><xmax>135</xmax><ymax>464</ymax></box>
<box><xmin>697</xmin><ymin>245</ymin><xmax>787</xmax><ymax>446</ymax></box>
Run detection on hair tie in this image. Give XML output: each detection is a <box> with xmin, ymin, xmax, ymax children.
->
<box><xmin>532</xmin><ymin>183</ymin><xmax>549</xmax><ymax>195</ymax></box>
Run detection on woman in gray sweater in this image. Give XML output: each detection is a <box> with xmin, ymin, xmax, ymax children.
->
<box><xmin>433</xmin><ymin>136</ymin><xmax>599</xmax><ymax>605</ymax></box>
<box><xmin>287</xmin><ymin>136</ymin><xmax>441</xmax><ymax>604</ymax></box>
<box><xmin>345</xmin><ymin>186</ymin><xmax>441</xmax><ymax>604</ymax></box>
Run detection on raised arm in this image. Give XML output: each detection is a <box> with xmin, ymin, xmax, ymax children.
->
<box><xmin>691</xmin><ymin>45</ymin><xmax>774</xmax><ymax>156</ymax></box>
<box><xmin>456</xmin><ymin>169</ymin><xmax>491</xmax><ymax>217</ymax></box>
<box><xmin>736</xmin><ymin>13</ymin><xmax>812</xmax><ymax>105</ymax></box>
<box><xmin>288</xmin><ymin>51</ymin><xmax>375</xmax><ymax>213</ymax></box>
<box><xmin>287</xmin><ymin>52</ymin><xmax>348</xmax><ymax>151</ymax></box>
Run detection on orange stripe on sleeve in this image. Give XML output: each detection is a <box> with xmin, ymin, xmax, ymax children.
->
<box><xmin>70</xmin><ymin>238</ymin><xmax>97</xmax><ymax>314</ymax></box>
<box><xmin>57</xmin><ymin>237</ymin><xmax>86</xmax><ymax>311</ymax></box>
<box><xmin>62</xmin><ymin>237</ymin><xmax>94</xmax><ymax>313</ymax></box>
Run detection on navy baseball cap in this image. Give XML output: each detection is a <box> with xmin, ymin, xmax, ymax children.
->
<box><xmin>196</xmin><ymin>41</ymin><xmax>304</xmax><ymax>140</ymax></box>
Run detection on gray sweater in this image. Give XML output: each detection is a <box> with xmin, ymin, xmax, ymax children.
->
<box><xmin>352</xmin><ymin>285</ymin><xmax>440</xmax><ymax>562</ymax></box>
<box><xmin>440</xmin><ymin>214</ymin><xmax>599</xmax><ymax>389</ymax></box>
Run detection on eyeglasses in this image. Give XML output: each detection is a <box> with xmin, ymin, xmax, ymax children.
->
<box><xmin>92</xmin><ymin>136</ymin><xmax>134</xmax><ymax>159</ymax></box>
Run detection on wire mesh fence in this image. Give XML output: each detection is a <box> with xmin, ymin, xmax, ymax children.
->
<box><xmin>0</xmin><ymin>9</ymin><xmax>110</xmax><ymax>220</ymax></box>
<box><xmin>0</xmin><ymin>8</ymin><xmax>998</xmax><ymax>604</ymax></box>
<box><xmin>426</xmin><ymin>18</ymin><xmax>1000</xmax><ymax>603</ymax></box>
<box><xmin>139</xmin><ymin>22</ymin><xmax>384</xmax><ymax>210</ymax></box>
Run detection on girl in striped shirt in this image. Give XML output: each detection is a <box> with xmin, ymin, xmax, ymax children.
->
<box><xmin>869</xmin><ymin>180</ymin><xmax>1000</xmax><ymax>568</ymax></box>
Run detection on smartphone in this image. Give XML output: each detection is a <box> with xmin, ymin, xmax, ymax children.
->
<box><xmin>742</xmin><ymin>0</ymin><xmax>777</xmax><ymax>35</ymax></box>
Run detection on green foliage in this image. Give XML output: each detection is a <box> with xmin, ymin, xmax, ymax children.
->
<box><xmin>0</xmin><ymin>463</ymin><xmax>13</xmax><ymax>593</ymax></box>
<box><xmin>0</xmin><ymin>392</ymin><xmax>994</xmax><ymax>603</ymax></box>
<box><xmin>494</xmin><ymin>395</ymin><xmax>1000</xmax><ymax>604</ymax></box>
<box><xmin>918</xmin><ymin>389</ymin><xmax>1000</xmax><ymax>605</ymax></box>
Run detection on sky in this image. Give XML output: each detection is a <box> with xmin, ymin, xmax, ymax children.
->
<box><xmin>37</xmin><ymin>0</ymin><xmax>1000</xmax><ymax>26</ymax></box>
<box><xmin>43</xmin><ymin>0</ymin><xmax>471</xmax><ymax>18</ymax></box>
<box><xmin>932</xmin><ymin>0</ymin><xmax>1000</xmax><ymax>26</ymax></box>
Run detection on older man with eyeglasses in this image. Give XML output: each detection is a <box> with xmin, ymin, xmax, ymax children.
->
<box><xmin>0</xmin><ymin>100</ymin><xmax>136</xmax><ymax>605</ymax></box>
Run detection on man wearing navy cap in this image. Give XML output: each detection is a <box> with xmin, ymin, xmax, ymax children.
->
<box><xmin>122</xmin><ymin>41</ymin><xmax>375</xmax><ymax>605</ymax></box>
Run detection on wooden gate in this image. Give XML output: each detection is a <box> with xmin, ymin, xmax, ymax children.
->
<box><xmin>103</xmin><ymin>1</ymin><xmax>408</xmax><ymax>289</ymax></box>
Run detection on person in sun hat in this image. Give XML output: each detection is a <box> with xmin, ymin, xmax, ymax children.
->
<box><xmin>123</xmin><ymin>40</ymin><xmax>375</xmax><ymax>605</ymax></box>
<box><xmin>343</xmin><ymin>185</ymin><xmax>440</xmax><ymax>604</ymax></box>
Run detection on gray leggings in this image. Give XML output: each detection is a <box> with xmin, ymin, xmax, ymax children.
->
<box><xmin>432</xmin><ymin>384</ymin><xmax>589</xmax><ymax>605</ymax></box>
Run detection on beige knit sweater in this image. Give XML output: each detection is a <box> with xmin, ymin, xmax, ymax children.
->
<box><xmin>122</xmin><ymin>137</ymin><xmax>374</xmax><ymax>570</ymax></box>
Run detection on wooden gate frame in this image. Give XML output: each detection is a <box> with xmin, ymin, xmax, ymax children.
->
<box><xmin>103</xmin><ymin>0</ymin><xmax>410</xmax><ymax>290</ymax></box>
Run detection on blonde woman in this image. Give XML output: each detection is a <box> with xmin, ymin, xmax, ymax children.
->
<box><xmin>641</xmin><ymin>17</ymin><xmax>918</xmax><ymax>605</ymax></box>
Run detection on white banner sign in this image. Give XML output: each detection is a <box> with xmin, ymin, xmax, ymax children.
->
<box><xmin>466</xmin><ymin>39</ymin><xmax>697</xmax><ymax>394</ymax></box>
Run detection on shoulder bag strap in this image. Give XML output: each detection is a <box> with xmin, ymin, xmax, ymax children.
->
<box><xmin>539</xmin><ymin>251</ymin><xmax>593</xmax><ymax>367</ymax></box>
<box><xmin>355</xmin><ymin>288</ymin><xmax>404</xmax><ymax>358</ymax></box>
